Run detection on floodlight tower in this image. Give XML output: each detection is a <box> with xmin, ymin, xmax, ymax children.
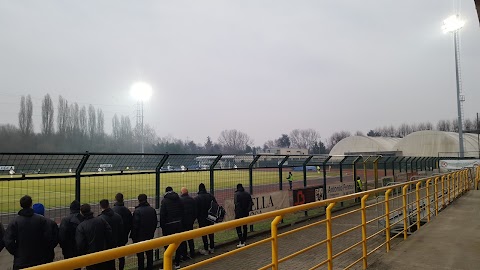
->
<box><xmin>130</xmin><ymin>82</ymin><xmax>153</xmax><ymax>153</ymax></box>
<box><xmin>442</xmin><ymin>14</ymin><xmax>466</xmax><ymax>158</ymax></box>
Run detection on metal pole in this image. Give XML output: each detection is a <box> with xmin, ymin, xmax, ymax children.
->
<box><xmin>454</xmin><ymin>30</ymin><xmax>464</xmax><ymax>158</ymax></box>
<box><xmin>141</xmin><ymin>101</ymin><xmax>145</xmax><ymax>154</ymax></box>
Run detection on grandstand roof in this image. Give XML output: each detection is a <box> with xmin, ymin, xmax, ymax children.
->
<box><xmin>329</xmin><ymin>136</ymin><xmax>400</xmax><ymax>156</ymax></box>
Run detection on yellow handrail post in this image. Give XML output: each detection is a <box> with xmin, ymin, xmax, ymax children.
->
<box><xmin>402</xmin><ymin>185</ymin><xmax>409</xmax><ymax>240</ymax></box>
<box><xmin>441</xmin><ymin>175</ymin><xmax>445</xmax><ymax>208</ymax></box>
<box><xmin>447</xmin><ymin>174</ymin><xmax>451</xmax><ymax>203</ymax></box>
<box><xmin>271</xmin><ymin>215</ymin><xmax>283</xmax><ymax>270</ymax></box>
<box><xmin>434</xmin><ymin>177</ymin><xmax>439</xmax><ymax>216</ymax></box>
<box><xmin>163</xmin><ymin>242</ymin><xmax>179</xmax><ymax>270</ymax></box>
<box><xmin>454</xmin><ymin>172</ymin><xmax>458</xmax><ymax>198</ymax></box>
<box><xmin>426</xmin><ymin>179</ymin><xmax>431</xmax><ymax>222</ymax></box>
<box><xmin>326</xmin><ymin>202</ymin><xmax>336</xmax><ymax>270</ymax></box>
<box><xmin>415</xmin><ymin>182</ymin><xmax>421</xmax><ymax>230</ymax></box>
<box><xmin>385</xmin><ymin>189</ymin><xmax>392</xmax><ymax>252</ymax></box>
<box><xmin>361</xmin><ymin>194</ymin><xmax>369</xmax><ymax>269</ymax></box>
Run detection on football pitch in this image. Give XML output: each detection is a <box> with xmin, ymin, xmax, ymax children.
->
<box><xmin>0</xmin><ymin>170</ymin><xmax>328</xmax><ymax>213</ymax></box>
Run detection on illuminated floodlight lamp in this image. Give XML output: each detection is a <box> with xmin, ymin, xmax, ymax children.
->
<box><xmin>130</xmin><ymin>82</ymin><xmax>153</xmax><ymax>102</ymax></box>
<box><xmin>442</xmin><ymin>15</ymin><xmax>465</xmax><ymax>33</ymax></box>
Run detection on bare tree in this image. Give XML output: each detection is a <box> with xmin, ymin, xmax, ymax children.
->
<box><xmin>397</xmin><ymin>123</ymin><xmax>412</xmax><ymax>137</ymax></box>
<box><xmin>120</xmin><ymin>115</ymin><xmax>133</xmax><ymax>142</ymax></box>
<box><xmin>96</xmin><ymin>108</ymin><xmax>104</xmax><ymax>137</ymax></box>
<box><xmin>88</xmin><ymin>105</ymin><xmax>96</xmax><ymax>139</ymax></box>
<box><xmin>112</xmin><ymin>114</ymin><xmax>120</xmax><ymax>140</ymax></box>
<box><xmin>41</xmin><ymin>94</ymin><xmax>54</xmax><ymax>135</ymax></box>
<box><xmin>57</xmin><ymin>96</ymin><xmax>69</xmax><ymax>136</ymax></box>
<box><xmin>354</xmin><ymin>130</ymin><xmax>364</xmax><ymax>136</ymax></box>
<box><xmin>18</xmin><ymin>95</ymin><xmax>34</xmax><ymax>136</ymax></box>
<box><xmin>218</xmin><ymin>129</ymin><xmax>253</xmax><ymax>153</ymax></box>
<box><xmin>327</xmin><ymin>130</ymin><xmax>351</xmax><ymax>150</ymax></box>
<box><xmin>70</xmin><ymin>102</ymin><xmax>80</xmax><ymax>134</ymax></box>
<box><xmin>263</xmin><ymin>140</ymin><xmax>276</xmax><ymax>151</ymax></box>
<box><xmin>289</xmin><ymin>129</ymin><xmax>320</xmax><ymax>149</ymax></box>
<box><xmin>79</xmin><ymin>105</ymin><xmax>87</xmax><ymax>136</ymax></box>
<box><xmin>452</xmin><ymin>119</ymin><xmax>458</xmax><ymax>132</ymax></box>
<box><xmin>464</xmin><ymin>118</ymin><xmax>473</xmax><ymax>131</ymax></box>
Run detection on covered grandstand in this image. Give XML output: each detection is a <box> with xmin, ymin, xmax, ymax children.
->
<box><xmin>330</xmin><ymin>130</ymin><xmax>480</xmax><ymax>157</ymax></box>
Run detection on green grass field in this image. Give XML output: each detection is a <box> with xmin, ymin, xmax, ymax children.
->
<box><xmin>0</xmin><ymin>170</ymin><xmax>331</xmax><ymax>213</ymax></box>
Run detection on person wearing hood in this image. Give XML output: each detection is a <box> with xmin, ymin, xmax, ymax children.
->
<box><xmin>59</xmin><ymin>200</ymin><xmax>84</xmax><ymax>265</ymax></box>
<box><xmin>4</xmin><ymin>195</ymin><xmax>51</xmax><ymax>269</ymax></box>
<box><xmin>33</xmin><ymin>203</ymin><xmax>59</xmax><ymax>263</ymax></box>
<box><xmin>75</xmin><ymin>203</ymin><xmax>114</xmax><ymax>270</ymax></box>
<box><xmin>195</xmin><ymin>183</ymin><xmax>217</xmax><ymax>255</ymax></box>
<box><xmin>113</xmin><ymin>193</ymin><xmax>132</xmax><ymax>270</ymax></box>
<box><xmin>234</xmin><ymin>184</ymin><xmax>253</xmax><ymax>248</ymax></box>
<box><xmin>99</xmin><ymin>199</ymin><xmax>124</xmax><ymax>249</ymax></box>
<box><xmin>160</xmin><ymin>186</ymin><xmax>184</xmax><ymax>269</ymax></box>
<box><xmin>131</xmin><ymin>194</ymin><xmax>157</xmax><ymax>270</ymax></box>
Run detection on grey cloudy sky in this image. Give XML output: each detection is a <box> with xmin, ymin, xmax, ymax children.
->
<box><xmin>1</xmin><ymin>0</ymin><xmax>479</xmax><ymax>146</ymax></box>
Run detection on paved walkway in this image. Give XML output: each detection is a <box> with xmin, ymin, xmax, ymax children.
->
<box><xmin>368</xmin><ymin>190</ymin><xmax>480</xmax><ymax>270</ymax></box>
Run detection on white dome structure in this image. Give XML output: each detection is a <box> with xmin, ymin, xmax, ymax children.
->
<box><xmin>395</xmin><ymin>130</ymin><xmax>480</xmax><ymax>157</ymax></box>
<box><xmin>329</xmin><ymin>136</ymin><xmax>401</xmax><ymax>156</ymax></box>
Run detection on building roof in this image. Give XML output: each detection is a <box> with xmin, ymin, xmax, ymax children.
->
<box><xmin>329</xmin><ymin>136</ymin><xmax>400</xmax><ymax>156</ymax></box>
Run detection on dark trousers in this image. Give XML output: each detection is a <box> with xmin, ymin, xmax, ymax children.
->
<box><xmin>163</xmin><ymin>221</ymin><xmax>182</xmax><ymax>265</ymax></box>
<box><xmin>136</xmin><ymin>249</ymin><xmax>153</xmax><ymax>270</ymax></box>
<box><xmin>180</xmin><ymin>222</ymin><xmax>195</xmax><ymax>257</ymax></box>
<box><xmin>198</xmin><ymin>219</ymin><xmax>214</xmax><ymax>250</ymax></box>
<box><xmin>236</xmin><ymin>224</ymin><xmax>248</xmax><ymax>243</ymax></box>
<box><xmin>288</xmin><ymin>180</ymin><xmax>292</xmax><ymax>190</ymax></box>
<box><xmin>86</xmin><ymin>260</ymin><xmax>116</xmax><ymax>270</ymax></box>
<box><xmin>118</xmin><ymin>243</ymin><xmax>126</xmax><ymax>270</ymax></box>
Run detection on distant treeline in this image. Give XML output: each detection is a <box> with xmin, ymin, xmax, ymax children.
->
<box><xmin>0</xmin><ymin>94</ymin><xmax>478</xmax><ymax>153</ymax></box>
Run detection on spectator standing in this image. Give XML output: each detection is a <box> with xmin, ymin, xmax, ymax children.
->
<box><xmin>32</xmin><ymin>203</ymin><xmax>59</xmax><ymax>263</ymax></box>
<box><xmin>195</xmin><ymin>183</ymin><xmax>217</xmax><ymax>255</ymax></box>
<box><xmin>160</xmin><ymin>186</ymin><xmax>184</xmax><ymax>269</ymax></box>
<box><xmin>131</xmin><ymin>194</ymin><xmax>158</xmax><ymax>270</ymax></box>
<box><xmin>234</xmin><ymin>184</ymin><xmax>253</xmax><ymax>248</ymax></box>
<box><xmin>59</xmin><ymin>200</ymin><xmax>84</xmax><ymax>265</ymax></box>
<box><xmin>113</xmin><ymin>193</ymin><xmax>133</xmax><ymax>270</ymax></box>
<box><xmin>287</xmin><ymin>172</ymin><xmax>293</xmax><ymax>190</ymax></box>
<box><xmin>356</xmin><ymin>176</ymin><xmax>363</xmax><ymax>192</ymax></box>
<box><xmin>99</xmin><ymin>199</ymin><xmax>124</xmax><ymax>250</ymax></box>
<box><xmin>75</xmin><ymin>203</ymin><xmax>114</xmax><ymax>270</ymax></box>
<box><xmin>4</xmin><ymin>195</ymin><xmax>51</xmax><ymax>270</ymax></box>
<box><xmin>179</xmin><ymin>187</ymin><xmax>197</xmax><ymax>259</ymax></box>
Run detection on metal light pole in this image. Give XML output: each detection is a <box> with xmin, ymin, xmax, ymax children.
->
<box><xmin>442</xmin><ymin>15</ymin><xmax>466</xmax><ymax>158</ymax></box>
<box><xmin>131</xmin><ymin>82</ymin><xmax>153</xmax><ymax>154</ymax></box>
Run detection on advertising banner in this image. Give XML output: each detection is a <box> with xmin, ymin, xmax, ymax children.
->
<box><xmin>292</xmin><ymin>186</ymin><xmax>323</xmax><ymax>206</ymax></box>
<box><xmin>439</xmin><ymin>159</ymin><xmax>480</xmax><ymax>172</ymax></box>
<box><xmin>325</xmin><ymin>182</ymin><xmax>355</xmax><ymax>199</ymax></box>
<box><xmin>223</xmin><ymin>190</ymin><xmax>290</xmax><ymax>221</ymax></box>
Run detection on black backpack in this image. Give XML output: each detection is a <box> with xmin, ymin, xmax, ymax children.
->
<box><xmin>206</xmin><ymin>200</ymin><xmax>226</xmax><ymax>223</ymax></box>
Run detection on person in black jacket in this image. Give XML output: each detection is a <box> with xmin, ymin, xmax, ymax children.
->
<box><xmin>33</xmin><ymin>203</ymin><xmax>59</xmax><ymax>263</ymax></box>
<box><xmin>195</xmin><ymin>183</ymin><xmax>217</xmax><ymax>255</ymax></box>
<box><xmin>99</xmin><ymin>199</ymin><xmax>124</xmax><ymax>249</ymax></box>
<box><xmin>0</xmin><ymin>221</ymin><xmax>5</xmax><ymax>253</ymax></box>
<box><xmin>160</xmin><ymin>186</ymin><xmax>184</xmax><ymax>269</ymax></box>
<box><xmin>76</xmin><ymin>203</ymin><xmax>114</xmax><ymax>270</ymax></box>
<box><xmin>113</xmin><ymin>193</ymin><xmax>132</xmax><ymax>270</ymax></box>
<box><xmin>59</xmin><ymin>200</ymin><xmax>84</xmax><ymax>265</ymax></box>
<box><xmin>234</xmin><ymin>183</ymin><xmax>253</xmax><ymax>248</ymax></box>
<box><xmin>4</xmin><ymin>195</ymin><xmax>51</xmax><ymax>270</ymax></box>
<box><xmin>131</xmin><ymin>194</ymin><xmax>158</xmax><ymax>270</ymax></box>
<box><xmin>179</xmin><ymin>187</ymin><xmax>197</xmax><ymax>259</ymax></box>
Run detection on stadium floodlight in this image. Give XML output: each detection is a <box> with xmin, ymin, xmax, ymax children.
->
<box><xmin>130</xmin><ymin>82</ymin><xmax>153</xmax><ymax>102</ymax></box>
<box><xmin>442</xmin><ymin>15</ymin><xmax>465</xmax><ymax>33</ymax></box>
<box><xmin>130</xmin><ymin>82</ymin><xmax>153</xmax><ymax>153</ymax></box>
<box><xmin>442</xmin><ymin>14</ymin><xmax>465</xmax><ymax>157</ymax></box>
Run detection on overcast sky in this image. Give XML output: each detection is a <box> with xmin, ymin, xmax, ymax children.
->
<box><xmin>0</xmin><ymin>0</ymin><xmax>479</xmax><ymax>146</ymax></box>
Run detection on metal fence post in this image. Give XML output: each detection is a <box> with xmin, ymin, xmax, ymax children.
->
<box><xmin>249</xmin><ymin>155</ymin><xmax>261</xmax><ymax>232</ymax></box>
<box><xmin>278</xmin><ymin>156</ymin><xmax>289</xmax><ymax>191</ymax></box>
<box><xmin>75</xmin><ymin>152</ymin><xmax>90</xmax><ymax>203</ymax></box>
<box><xmin>390</xmin><ymin>156</ymin><xmax>397</xmax><ymax>177</ymax></box>
<box><xmin>353</xmin><ymin>156</ymin><xmax>361</xmax><ymax>192</ymax></box>
<box><xmin>322</xmin><ymin>156</ymin><xmax>332</xmax><ymax>200</ymax></box>
<box><xmin>303</xmin><ymin>156</ymin><xmax>313</xmax><ymax>188</ymax></box>
<box><xmin>210</xmin><ymin>155</ymin><xmax>222</xmax><ymax>195</ymax></box>
<box><xmin>155</xmin><ymin>155</ymin><xmax>169</xmax><ymax>210</ymax></box>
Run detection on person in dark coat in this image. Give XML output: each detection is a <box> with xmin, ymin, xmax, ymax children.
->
<box><xmin>179</xmin><ymin>187</ymin><xmax>197</xmax><ymax>259</ymax></box>
<box><xmin>75</xmin><ymin>204</ymin><xmax>114</xmax><ymax>270</ymax></box>
<box><xmin>4</xmin><ymin>195</ymin><xmax>51</xmax><ymax>270</ymax></box>
<box><xmin>195</xmin><ymin>183</ymin><xmax>217</xmax><ymax>255</ymax></box>
<box><xmin>0</xmin><ymin>221</ymin><xmax>5</xmax><ymax>253</ymax></box>
<box><xmin>160</xmin><ymin>186</ymin><xmax>184</xmax><ymax>268</ymax></box>
<box><xmin>113</xmin><ymin>193</ymin><xmax>132</xmax><ymax>270</ymax></box>
<box><xmin>33</xmin><ymin>203</ymin><xmax>59</xmax><ymax>263</ymax></box>
<box><xmin>99</xmin><ymin>199</ymin><xmax>124</xmax><ymax>249</ymax></box>
<box><xmin>234</xmin><ymin>183</ymin><xmax>253</xmax><ymax>247</ymax></box>
<box><xmin>131</xmin><ymin>194</ymin><xmax>158</xmax><ymax>270</ymax></box>
<box><xmin>59</xmin><ymin>200</ymin><xmax>84</xmax><ymax>265</ymax></box>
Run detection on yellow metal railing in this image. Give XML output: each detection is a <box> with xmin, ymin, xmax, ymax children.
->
<box><xmin>28</xmin><ymin>167</ymin><xmax>476</xmax><ymax>270</ymax></box>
